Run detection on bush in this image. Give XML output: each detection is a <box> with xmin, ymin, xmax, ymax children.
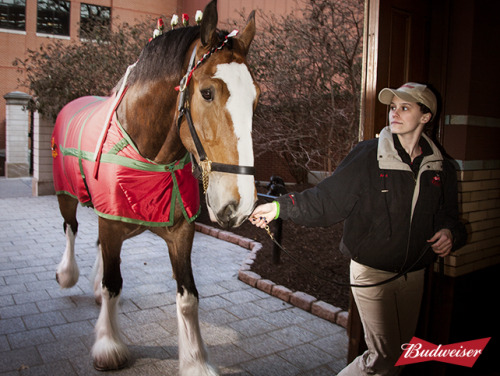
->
<box><xmin>13</xmin><ymin>18</ymin><xmax>153</xmax><ymax>120</ymax></box>
<box><xmin>247</xmin><ymin>0</ymin><xmax>364</xmax><ymax>182</ymax></box>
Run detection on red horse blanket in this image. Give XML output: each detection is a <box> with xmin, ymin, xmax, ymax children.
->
<box><xmin>52</xmin><ymin>95</ymin><xmax>200</xmax><ymax>226</ymax></box>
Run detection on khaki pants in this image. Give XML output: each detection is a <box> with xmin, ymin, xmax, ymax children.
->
<box><xmin>338</xmin><ymin>260</ymin><xmax>425</xmax><ymax>376</ymax></box>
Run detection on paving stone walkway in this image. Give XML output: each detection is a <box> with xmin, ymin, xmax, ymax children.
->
<box><xmin>0</xmin><ymin>180</ymin><xmax>348</xmax><ymax>375</ymax></box>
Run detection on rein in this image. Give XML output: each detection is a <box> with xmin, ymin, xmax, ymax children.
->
<box><xmin>263</xmin><ymin>225</ymin><xmax>433</xmax><ymax>288</ymax></box>
<box><xmin>176</xmin><ymin>31</ymin><xmax>255</xmax><ymax>193</ymax></box>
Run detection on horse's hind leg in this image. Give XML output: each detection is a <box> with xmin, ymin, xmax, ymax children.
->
<box><xmin>153</xmin><ymin>222</ymin><xmax>219</xmax><ymax>376</ymax></box>
<box><xmin>56</xmin><ymin>194</ymin><xmax>80</xmax><ymax>288</ymax></box>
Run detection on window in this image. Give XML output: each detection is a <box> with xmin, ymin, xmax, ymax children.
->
<box><xmin>37</xmin><ymin>0</ymin><xmax>70</xmax><ymax>36</ymax></box>
<box><xmin>80</xmin><ymin>3</ymin><xmax>110</xmax><ymax>37</ymax></box>
<box><xmin>0</xmin><ymin>0</ymin><xmax>26</xmax><ymax>31</ymax></box>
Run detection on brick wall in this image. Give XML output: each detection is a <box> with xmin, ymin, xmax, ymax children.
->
<box><xmin>438</xmin><ymin>164</ymin><xmax>500</xmax><ymax>277</ymax></box>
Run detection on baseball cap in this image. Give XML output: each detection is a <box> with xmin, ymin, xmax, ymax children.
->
<box><xmin>378</xmin><ymin>82</ymin><xmax>437</xmax><ymax>118</ymax></box>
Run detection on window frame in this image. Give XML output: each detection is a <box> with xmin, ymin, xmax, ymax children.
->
<box><xmin>36</xmin><ymin>0</ymin><xmax>70</xmax><ymax>37</ymax></box>
<box><xmin>0</xmin><ymin>0</ymin><xmax>26</xmax><ymax>32</ymax></box>
<box><xmin>79</xmin><ymin>3</ymin><xmax>111</xmax><ymax>39</ymax></box>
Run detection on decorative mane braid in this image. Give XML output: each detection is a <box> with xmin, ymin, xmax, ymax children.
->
<box><xmin>175</xmin><ymin>29</ymin><xmax>239</xmax><ymax>92</ymax></box>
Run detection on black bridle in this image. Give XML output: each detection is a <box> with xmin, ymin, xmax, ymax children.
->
<box><xmin>176</xmin><ymin>37</ymin><xmax>255</xmax><ymax>193</ymax></box>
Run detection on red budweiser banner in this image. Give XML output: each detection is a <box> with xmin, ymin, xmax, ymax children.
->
<box><xmin>396</xmin><ymin>337</ymin><xmax>491</xmax><ymax>367</ymax></box>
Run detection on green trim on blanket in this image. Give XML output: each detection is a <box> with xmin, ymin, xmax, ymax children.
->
<box><xmin>94</xmin><ymin>210</ymin><xmax>175</xmax><ymax>227</ymax></box>
<box><xmin>94</xmin><ymin>206</ymin><xmax>200</xmax><ymax>227</ymax></box>
<box><xmin>59</xmin><ymin>147</ymin><xmax>191</xmax><ymax>172</ymax></box>
<box><xmin>107</xmin><ymin>138</ymin><xmax>129</xmax><ymax>155</ymax></box>
<box><xmin>55</xmin><ymin>190</ymin><xmax>78</xmax><ymax>200</ymax></box>
<box><xmin>77</xmin><ymin>101</ymin><xmax>102</xmax><ymax>202</ymax></box>
<box><xmin>55</xmin><ymin>190</ymin><xmax>93</xmax><ymax>207</ymax></box>
<box><xmin>172</xmin><ymin>164</ymin><xmax>196</xmax><ymax>222</ymax></box>
<box><xmin>115</xmin><ymin>117</ymin><xmax>159</xmax><ymax>165</ymax></box>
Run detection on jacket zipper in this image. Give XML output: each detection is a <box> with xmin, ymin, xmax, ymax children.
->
<box><xmin>402</xmin><ymin>159</ymin><xmax>441</xmax><ymax>272</ymax></box>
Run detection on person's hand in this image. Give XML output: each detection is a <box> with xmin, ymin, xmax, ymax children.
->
<box><xmin>249</xmin><ymin>202</ymin><xmax>277</xmax><ymax>228</ymax></box>
<box><xmin>428</xmin><ymin>229</ymin><xmax>453</xmax><ymax>257</ymax></box>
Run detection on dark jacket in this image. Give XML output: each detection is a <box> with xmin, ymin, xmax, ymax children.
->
<box><xmin>277</xmin><ymin>126</ymin><xmax>467</xmax><ymax>273</ymax></box>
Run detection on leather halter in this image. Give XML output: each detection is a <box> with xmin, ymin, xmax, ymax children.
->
<box><xmin>176</xmin><ymin>42</ymin><xmax>255</xmax><ymax>193</ymax></box>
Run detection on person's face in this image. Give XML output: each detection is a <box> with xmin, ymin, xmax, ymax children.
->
<box><xmin>389</xmin><ymin>96</ymin><xmax>431</xmax><ymax>137</ymax></box>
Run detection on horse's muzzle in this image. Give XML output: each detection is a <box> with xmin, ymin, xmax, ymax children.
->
<box><xmin>206</xmin><ymin>196</ymin><xmax>253</xmax><ymax>229</ymax></box>
<box><xmin>218</xmin><ymin>201</ymin><xmax>245</xmax><ymax>228</ymax></box>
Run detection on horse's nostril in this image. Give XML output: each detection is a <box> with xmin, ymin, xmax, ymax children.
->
<box><xmin>218</xmin><ymin>202</ymin><xmax>237</xmax><ymax>228</ymax></box>
<box><xmin>221</xmin><ymin>202</ymin><xmax>236</xmax><ymax>220</ymax></box>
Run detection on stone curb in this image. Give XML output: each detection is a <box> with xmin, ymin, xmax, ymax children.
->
<box><xmin>194</xmin><ymin>222</ymin><xmax>349</xmax><ymax>329</ymax></box>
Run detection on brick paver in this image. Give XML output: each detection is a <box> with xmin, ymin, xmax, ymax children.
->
<box><xmin>0</xmin><ymin>183</ymin><xmax>348</xmax><ymax>375</ymax></box>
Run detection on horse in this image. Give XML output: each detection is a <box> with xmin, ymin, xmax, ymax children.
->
<box><xmin>50</xmin><ymin>1</ymin><xmax>260</xmax><ymax>374</ymax></box>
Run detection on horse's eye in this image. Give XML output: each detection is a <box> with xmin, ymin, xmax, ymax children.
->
<box><xmin>200</xmin><ymin>89</ymin><xmax>213</xmax><ymax>101</ymax></box>
<box><xmin>200</xmin><ymin>88</ymin><xmax>213</xmax><ymax>102</ymax></box>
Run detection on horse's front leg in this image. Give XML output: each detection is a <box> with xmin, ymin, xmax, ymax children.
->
<box><xmin>91</xmin><ymin>218</ymin><xmax>132</xmax><ymax>371</ymax></box>
<box><xmin>153</xmin><ymin>221</ymin><xmax>219</xmax><ymax>376</ymax></box>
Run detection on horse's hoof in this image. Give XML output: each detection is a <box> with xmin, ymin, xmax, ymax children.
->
<box><xmin>93</xmin><ymin>359</ymin><xmax>128</xmax><ymax>372</ymax></box>
<box><xmin>55</xmin><ymin>266</ymin><xmax>79</xmax><ymax>288</ymax></box>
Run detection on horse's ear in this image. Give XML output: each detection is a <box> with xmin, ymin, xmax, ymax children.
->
<box><xmin>237</xmin><ymin>10</ymin><xmax>256</xmax><ymax>55</ymax></box>
<box><xmin>200</xmin><ymin>0</ymin><xmax>218</xmax><ymax>47</ymax></box>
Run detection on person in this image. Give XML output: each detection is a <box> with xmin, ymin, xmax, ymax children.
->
<box><xmin>250</xmin><ymin>82</ymin><xmax>467</xmax><ymax>376</ymax></box>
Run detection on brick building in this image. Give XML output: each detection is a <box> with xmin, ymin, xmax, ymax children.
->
<box><xmin>0</xmin><ymin>0</ymin><xmax>174</xmax><ymax>175</ymax></box>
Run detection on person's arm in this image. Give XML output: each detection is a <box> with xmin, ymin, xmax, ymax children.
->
<box><xmin>250</xmin><ymin>141</ymin><xmax>371</xmax><ymax>228</ymax></box>
<box><xmin>433</xmin><ymin>159</ymin><xmax>467</xmax><ymax>251</ymax></box>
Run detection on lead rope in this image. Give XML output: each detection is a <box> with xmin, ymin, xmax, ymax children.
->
<box><xmin>263</xmin><ymin>225</ymin><xmax>432</xmax><ymax>288</ymax></box>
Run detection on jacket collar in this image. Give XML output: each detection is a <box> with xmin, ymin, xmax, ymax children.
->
<box><xmin>377</xmin><ymin>126</ymin><xmax>443</xmax><ymax>171</ymax></box>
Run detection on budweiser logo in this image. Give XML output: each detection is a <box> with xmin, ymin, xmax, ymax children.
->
<box><xmin>395</xmin><ymin>337</ymin><xmax>491</xmax><ymax>367</ymax></box>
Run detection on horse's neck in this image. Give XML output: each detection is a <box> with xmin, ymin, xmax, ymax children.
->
<box><xmin>117</xmin><ymin>83</ymin><xmax>185</xmax><ymax>164</ymax></box>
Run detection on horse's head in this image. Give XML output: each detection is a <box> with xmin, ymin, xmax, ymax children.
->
<box><xmin>178</xmin><ymin>0</ymin><xmax>260</xmax><ymax>228</ymax></box>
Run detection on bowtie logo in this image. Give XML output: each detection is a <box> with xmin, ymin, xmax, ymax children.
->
<box><xmin>395</xmin><ymin>337</ymin><xmax>491</xmax><ymax>368</ymax></box>
<box><xmin>431</xmin><ymin>175</ymin><xmax>441</xmax><ymax>187</ymax></box>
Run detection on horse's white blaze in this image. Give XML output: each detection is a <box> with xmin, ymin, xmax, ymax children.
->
<box><xmin>56</xmin><ymin>224</ymin><xmax>79</xmax><ymax>288</ymax></box>
<box><xmin>176</xmin><ymin>290</ymin><xmax>218</xmax><ymax>376</ymax></box>
<box><xmin>213</xmin><ymin>62</ymin><xmax>257</xmax><ymax>216</ymax></box>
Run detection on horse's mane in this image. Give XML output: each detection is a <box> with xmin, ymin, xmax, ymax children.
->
<box><xmin>125</xmin><ymin>26</ymin><xmax>233</xmax><ymax>88</ymax></box>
